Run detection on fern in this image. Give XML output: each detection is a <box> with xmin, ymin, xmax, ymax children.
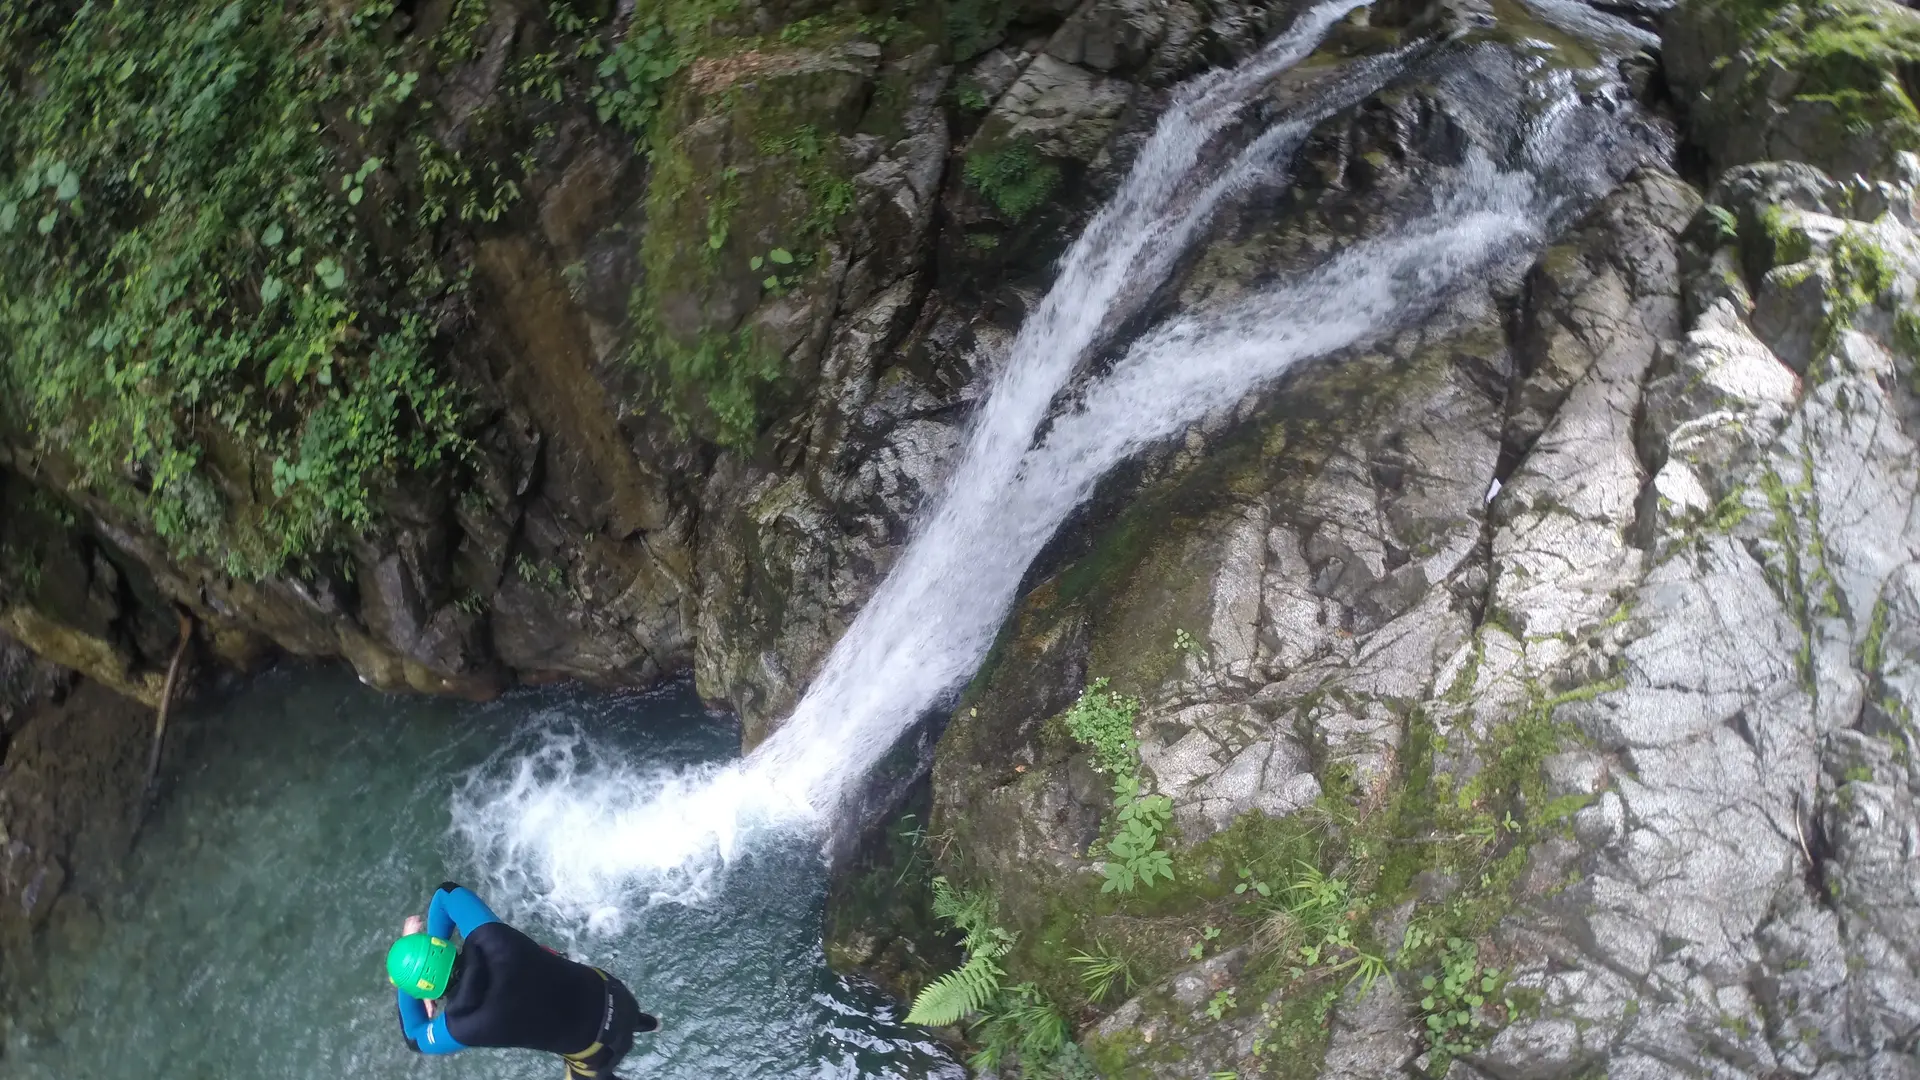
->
<box><xmin>907</xmin><ymin>950</ymin><xmax>1006</xmax><ymax>1025</ymax></box>
<box><xmin>906</xmin><ymin>877</ymin><xmax>1016</xmax><ymax>1025</ymax></box>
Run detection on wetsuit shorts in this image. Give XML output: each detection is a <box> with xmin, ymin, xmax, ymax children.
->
<box><xmin>563</xmin><ymin>973</ymin><xmax>655</xmax><ymax>1079</ymax></box>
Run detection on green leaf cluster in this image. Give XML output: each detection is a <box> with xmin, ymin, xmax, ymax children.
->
<box><xmin>1416</xmin><ymin>937</ymin><xmax>1510</xmax><ymax>1068</ymax></box>
<box><xmin>905</xmin><ymin>876</ymin><xmax>1015</xmax><ymax>1025</ymax></box>
<box><xmin>908</xmin><ymin>877</ymin><xmax>1097</xmax><ymax>1076</ymax></box>
<box><xmin>1059</xmin><ymin>677</ymin><xmax>1175</xmax><ymax>895</ymax></box>
<box><xmin>1101</xmin><ymin>774</ymin><xmax>1173</xmax><ymax>893</ymax></box>
<box><xmin>1062</xmin><ymin>677</ymin><xmax>1140</xmax><ymax>776</ymax></box>
<box><xmin>0</xmin><ymin>2</ymin><xmax>468</xmax><ymax>574</ymax></box>
<box><xmin>963</xmin><ymin>139</ymin><xmax>1061</xmax><ymax>221</ymax></box>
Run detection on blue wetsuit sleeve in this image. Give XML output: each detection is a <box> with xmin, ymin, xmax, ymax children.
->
<box><xmin>396</xmin><ymin>990</ymin><xmax>466</xmax><ymax>1055</ymax></box>
<box><xmin>426</xmin><ymin>881</ymin><xmax>501</xmax><ymax>940</ymax></box>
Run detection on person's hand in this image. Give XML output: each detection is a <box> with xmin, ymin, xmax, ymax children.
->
<box><xmin>403</xmin><ymin>914</ymin><xmax>425</xmax><ymax>936</ymax></box>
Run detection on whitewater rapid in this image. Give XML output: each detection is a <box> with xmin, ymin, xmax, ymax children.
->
<box><xmin>455</xmin><ymin>1</ymin><xmax>1665</xmax><ymax>930</ymax></box>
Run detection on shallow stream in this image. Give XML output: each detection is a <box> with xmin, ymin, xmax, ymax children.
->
<box><xmin>1</xmin><ymin>668</ymin><xmax>959</xmax><ymax>1079</ymax></box>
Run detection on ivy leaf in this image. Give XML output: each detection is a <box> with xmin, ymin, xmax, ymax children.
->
<box><xmin>348</xmin><ymin>186</ymin><xmax>364</xmax><ymax>206</ymax></box>
<box><xmin>262</xmin><ymin>222</ymin><xmax>284</xmax><ymax>247</ymax></box>
<box><xmin>316</xmin><ymin>257</ymin><xmax>346</xmax><ymax>291</ymax></box>
<box><xmin>762</xmin><ymin>275</ymin><xmax>779</xmax><ymax>290</ymax></box>
<box><xmin>749</xmin><ymin>255</ymin><xmax>764</xmax><ymax>270</ymax></box>
<box><xmin>260</xmin><ymin>276</ymin><xmax>284</xmax><ymax>304</ymax></box>
<box><xmin>768</xmin><ymin>247</ymin><xmax>794</xmax><ymax>265</ymax></box>
<box><xmin>37</xmin><ymin>210</ymin><xmax>57</xmax><ymax>235</ymax></box>
<box><xmin>0</xmin><ymin>203</ymin><xmax>14</xmax><ymax>233</ymax></box>
<box><xmin>55</xmin><ymin>173</ymin><xmax>79</xmax><ymax>201</ymax></box>
<box><xmin>44</xmin><ymin>161</ymin><xmax>68</xmax><ymax>189</ymax></box>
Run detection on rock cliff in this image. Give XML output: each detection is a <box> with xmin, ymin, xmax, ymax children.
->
<box><xmin>824</xmin><ymin>0</ymin><xmax>1920</xmax><ymax>1076</ymax></box>
<box><xmin>1</xmin><ymin>0</ymin><xmax>1917</xmax><ymax>1077</ymax></box>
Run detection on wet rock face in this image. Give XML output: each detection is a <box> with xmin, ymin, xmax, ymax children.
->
<box><xmin>883</xmin><ymin>2</ymin><xmax>1920</xmax><ymax>1076</ymax></box>
<box><xmin>0</xmin><ymin>637</ymin><xmax>145</xmax><ymax>971</ymax></box>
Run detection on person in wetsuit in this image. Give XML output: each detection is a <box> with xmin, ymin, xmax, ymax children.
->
<box><xmin>387</xmin><ymin>881</ymin><xmax>658</xmax><ymax>1078</ymax></box>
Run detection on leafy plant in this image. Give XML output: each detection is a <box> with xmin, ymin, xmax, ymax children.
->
<box><xmin>1067</xmin><ymin>942</ymin><xmax>1136</xmax><ymax>1003</ymax></box>
<box><xmin>1100</xmin><ymin>774</ymin><xmax>1173</xmax><ymax>893</ymax></box>
<box><xmin>1062</xmin><ymin>678</ymin><xmax>1140</xmax><ymax>776</ymax></box>
<box><xmin>1705</xmin><ymin>203</ymin><xmax>1740</xmax><ymax>243</ymax></box>
<box><xmin>1234</xmin><ymin>867</ymin><xmax>1272</xmax><ymax>899</ymax></box>
<box><xmin>968</xmin><ymin>982</ymin><xmax>1068</xmax><ymax>1072</ymax></box>
<box><xmin>905</xmin><ymin>877</ymin><xmax>1015</xmax><ymax>1025</ymax></box>
<box><xmin>590</xmin><ymin>18</ymin><xmax>683</xmax><ymax>137</ymax></box>
<box><xmin>1205</xmin><ymin>987</ymin><xmax>1238</xmax><ymax>1021</ymax></box>
<box><xmin>964</xmin><ymin>139</ymin><xmax>1061</xmax><ymax>220</ymax></box>
<box><xmin>750</xmin><ymin>247</ymin><xmax>801</xmax><ymax>293</ymax></box>
<box><xmin>1173</xmin><ymin>627</ymin><xmax>1201</xmax><ymax>654</ymax></box>
<box><xmin>1417</xmin><ymin>937</ymin><xmax>1510</xmax><ymax>1070</ymax></box>
<box><xmin>0</xmin><ymin>3</ymin><xmax>471</xmax><ymax>574</ymax></box>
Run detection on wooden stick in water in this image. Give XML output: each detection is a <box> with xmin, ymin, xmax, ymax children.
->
<box><xmin>142</xmin><ymin>607</ymin><xmax>195</xmax><ymax>800</ymax></box>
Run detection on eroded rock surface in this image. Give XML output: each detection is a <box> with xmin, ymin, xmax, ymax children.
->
<box><xmin>875</xmin><ymin>3</ymin><xmax>1920</xmax><ymax>1078</ymax></box>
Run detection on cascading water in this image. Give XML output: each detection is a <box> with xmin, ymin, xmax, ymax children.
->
<box><xmin>458</xmin><ymin>0</ymin><xmax>1668</xmax><ymax>929</ymax></box>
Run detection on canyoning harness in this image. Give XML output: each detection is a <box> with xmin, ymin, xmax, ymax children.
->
<box><xmin>563</xmin><ymin>968</ymin><xmax>657</xmax><ymax>1079</ymax></box>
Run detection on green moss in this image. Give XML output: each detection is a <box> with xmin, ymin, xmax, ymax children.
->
<box><xmin>626</xmin><ymin>11</ymin><xmax>885</xmax><ymax>445</ymax></box>
<box><xmin>1823</xmin><ymin>229</ymin><xmax>1900</xmax><ymax>349</ymax></box>
<box><xmin>1758</xmin><ymin>205</ymin><xmax>1816</xmax><ymax>268</ymax></box>
<box><xmin>1896</xmin><ymin>306</ymin><xmax>1920</xmax><ymax>358</ymax></box>
<box><xmin>965</xmin><ymin>139</ymin><xmax>1063</xmax><ymax>221</ymax></box>
<box><xmin>1704</xmin><ymin>0</ymin><xmax>1920</xmax><ymax>159</ymax></box>
<box><xmin>946</xmin><ymin>0</ymin><xmax>1019</xmax><ymax>61</ymax></box>
<box><xmin>1862</xmin><ymin>597</ymin><xmax>1890</xmax><ymax>675</ymax></box>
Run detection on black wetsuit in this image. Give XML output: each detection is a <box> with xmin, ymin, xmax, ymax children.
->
<box><xmin>396</xmin><ymin>882</ymin><xmax>656</xmax><ymax>1078</ymax></box>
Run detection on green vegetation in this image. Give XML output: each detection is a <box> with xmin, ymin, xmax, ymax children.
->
<box><xmin>955</xmin><ymin>82</ymin><xmax>993</xmax><ymax>113</ymax></box>
<box><xmin>1059</xmin><ymin>679</ymin><xmax>1175</xmax><ymax>894</ymax></box>
<box><xmin>1823</xmin><ymin>228</ymin><xmax>1900</xmax><ymax>347</ymax></box>
<box><xmin>908</xmin><ymin>877</ymin><xmax>1096</xmax><ymax>1078</ymax></box>
<box><xmin>0</xmin><ymin>2</ymin><xmax>476</xmax><ymax>575</ymax></box>
<box><xmin>0</xmin><ymin>0</ymin><xmax>941</xmax><ymax>569</ymax></box>
<box><xmin>946</xmin><ymin>0</ymin><xmax>1018</xmax><ymax>61</ymax></box>
<box><xmin>965</xmin><ymin>140</ymin><xmax>1062</xmax><ymax>221</ymax></box>
<box><xmin>1062</xmin><ymin>678</ymin><xmax>1140</xmax><ymax>775</ymax></box>
<box><xmin>1101</xmin><ymin>774</ymin><xmax>1174</xmax><ymax>893</ymax></box>
<box><xmin>626</xmin><ymin>13</ymin><xmax>893</xmax><ymax>444</ymax></box>
<box><xmin>906</xmin><ymin>877</ymin><xmax>1016</xmax><ymax>1025</ymax></box>
<box><xmin>1702</xmin><ymin>0</ymin><xmax>1920</xmax><ymax>160</ymax></box>
<box><xmin>1416</xmin><ymin>936</ymin><xmax>1511</xmax><ymax>1070</ymax></box>
<box><xmin>1067</xmin><ymin>941</ymin><xmax>1138</xmax><ymax>1004</ymax></box>
<box><xmin>1895</xmin><ymin>306</ymin><xmax>1920</xmax><ymax>361</ymax></box>
<box><xmin>934</xmin><ymin>645</ymin><xmax>1617</xmax><ymax>1078</ymax></box>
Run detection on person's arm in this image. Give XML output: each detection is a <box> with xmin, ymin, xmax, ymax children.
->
<box><xmin>396</xmin><ymin>989</ymin><xmax>466</xmax><ymax>1055</ymax></box>
<box><xmin>425</xmin><ymin>880</ymin><xmax>501</xmax><ymax>940</ymax></box>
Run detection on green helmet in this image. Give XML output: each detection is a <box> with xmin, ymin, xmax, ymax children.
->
<box><xmin>387</xmin><ymin>932</ymin><xmax>458</xmax><ymax>1000</ymax></box>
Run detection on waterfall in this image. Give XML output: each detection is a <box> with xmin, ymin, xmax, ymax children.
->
<box><xmin>455</xmin><ymin>4</ymin><xmax>1665</xmax><ymax>930</ymax></box>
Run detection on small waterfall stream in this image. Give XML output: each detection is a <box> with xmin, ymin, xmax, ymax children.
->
<box><xmin>459</xmin><ymin>0</ymin><xmax>1667</xmax><ymax>928</ymax></box>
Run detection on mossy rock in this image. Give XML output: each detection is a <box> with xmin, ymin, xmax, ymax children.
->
<box><xmin>1666</xmin><ymin>0</ymin><xmax>1920</xmax><ymax>180</ymax></box>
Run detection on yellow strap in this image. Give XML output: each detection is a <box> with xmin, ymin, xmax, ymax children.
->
<box><xmin>565</xmin><ymin>1040</ymin><xmax>606</xmax><ymax>1062</ymax></box>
